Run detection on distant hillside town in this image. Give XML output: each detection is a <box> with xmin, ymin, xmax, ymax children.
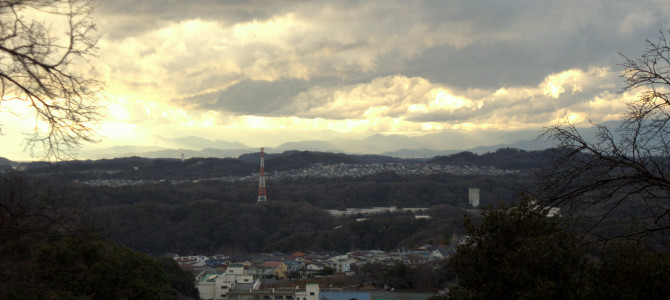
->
<box><xmin>80</xmin><ymin>162</ymin><xmax>518</xmax><ymax>187</ymax></box>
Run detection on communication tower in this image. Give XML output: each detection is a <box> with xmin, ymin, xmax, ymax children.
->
<box><xmin>257</xmin><ymin>147</ymin><xmax>268</xmax><ymax>202</ymax></box>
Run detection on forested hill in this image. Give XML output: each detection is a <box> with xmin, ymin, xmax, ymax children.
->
<box><xmin>0</xmin><ymin>148</ymin><xmax>555</xmax><ymax>255</ymax></box>
<box><xmin>429</xmin><ymin>148</ymin><xmax>558</xmax><ymax>170</ymax></box>
<box><xmin>5</xmin><ymin>147</ymin><xmax>557</xmax><ymax>180</ymax></box>
<box><xmin>238</xmin><ymin>150</ymin><xmax>406</xmax><ymax>164</ymax></box>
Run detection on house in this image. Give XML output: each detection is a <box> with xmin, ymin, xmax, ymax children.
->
<box><xmin>227</xmin><ymin>254</ymin><xmax>256</xmax><ymax>266</ymax></box>
<box><xmin>430</xmin><ymin>247</ymin><xmax>455</xmax><ymax>260</ymax></box>
<box><xmin>178</xmin><ymin>255</ymin><xmax>208</xmax><ymax>265</ymax></box>
<box><xmin>302</xmin><ymin>262</ymin><xmax>327</xmax><ymax>277</ymax></box>
<box><xmin>401</xmin><ymin>252</ymin><xmax>430</xmax><ymax>265</ymax></box>
<box><xmin>261</xmin><ymin>261</ymin><xmax>288</xmax><ymax>279</ymax></box>
<box><xmin>370</xmin><ymin>252</ymin><xmax>401</xmax><ymax>266</ymax></box>
<box><xmin>227</xmin><ymin>264</ymin><xmax>249</xmax><ymax>276</ymax></box>
<box><xmin>328</xmin><ymin>255</ymin><xmax>356</xmax><ymax>273</ymax></box>
<box><xmin>417</xmin><ymin>244</ymin><xmax>436</xmax><ymax>251</ymax></box>
<box><xmin>284</xmin><ymin>260</ymin><xmax>302</xmax><ymax>273</ymax></box>
<box><xmin>305</xmin><ymin>262</ymin><xmax>324</xmax><ymax>272</ymax></box>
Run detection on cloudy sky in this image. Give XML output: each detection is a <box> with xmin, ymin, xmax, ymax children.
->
<box><xmin>2</xmin><ymin>0</ymin><xmax>670</xmax><ymax>160</ymax></box>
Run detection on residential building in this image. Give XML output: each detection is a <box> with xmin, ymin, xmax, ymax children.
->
<box><xmin>226</xmin><ymin>283</ymin><xmax>319</xmax><ymax>300</ymax></box>
<box><xmin>261</xmin><ymin>261</ymin><xmax>289</xmax><ymax>279</ymax></box>
<box><xmin>196</xmin><ymin>271</ymin><xmax>261</xmax><ymax>300</ymax></box>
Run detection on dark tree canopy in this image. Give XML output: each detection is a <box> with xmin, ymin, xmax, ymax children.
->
<box><xmin>0</xmin><ymin>171</ymin><xmax>88</xmax><ymax>293</ymax></box>
<box><xmin>448</xmin><ymin>199</ymin><xmax>584</xmax><ymax>299</ymax></box>
<box><xmin>0</xmin><ymin>172</ymin><xmax>198</xmax><ymax>299</ymax></box>
<box><xmin>578</xmin><ymin>242</ymin><xmax>670</xmax><ymax>299</ymax></box>
<box><xmin>540</xmin><ymin>30</ymin><xmax>670</xmax><ymax>240</ymax></box>
<box><xmin>0</xmin><ymin>0</ymin><xmax>102</xmax><ymax>159</ymax></box>
<box><xmin>35</xmin><ymin>236</ymin><xmax>177</xmax><ymax>299</ymax></box>
<box><xmin>447</xmin><ymin>199</ymin><xmax>670</xmax><ymax>299</ymax></box>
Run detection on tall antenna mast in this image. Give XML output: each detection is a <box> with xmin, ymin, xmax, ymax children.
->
<box><xmin>257</xmin><ymin>147</ymin><xmax>268</xmax><ymax>202</ymax></box>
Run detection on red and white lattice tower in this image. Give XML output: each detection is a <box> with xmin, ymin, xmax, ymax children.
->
<box><xmin>257</xmin><ymin>147</ymin><xmax>268</xmax><ymax>202</ymax></box>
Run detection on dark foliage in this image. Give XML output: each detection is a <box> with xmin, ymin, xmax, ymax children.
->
<box><xmin>3</xmin><ymin>148</ymin><xmax>556</xmax><ymax>255</ymax></box>
<box><xmin>75</xmin><ymin>170</ymin><xmax>522</xmax><ymax>254</ymax></box>
<box><xmin>239</xmin><ymin>150</ymin><xmax>356</xmax><ymax>165</ymax></box>
<box><xmin>354</xmin><ymin>260</ymin><xmax>456</xmax><ymax>292</ymax></box>
<box><xmin>262</xmin><ymin>151</ymin><xmax>358</xmax><ymax>170</ymax></box>
<box><xmin>19</xmin><ymin>156</ymin><xmax>256</xmax><ymax>180</ymax></box>
<box><xmin>578</xmin><ymin>242</ymin><xmax>670</xmax><ymax>299</ymax></box>
<box><xmin>0</xmin><ymin>172</ymin><xmax>91</xmax><ymax>297</ymax></box>
<box><xmin>91</xmin><ymin>199</ymin><xmax>469</xmax><ymax>254</ymax></box>
<box><xmin>449</xmin><ymin>199</ymin><xmax>585</xmax><ymax>299</ymax></box>
<box><xmin>157</xmin><ymin>257</ymin><xmax>200</xmax><ymax>299</ymax></box>
<box><xmin>0</xmin><ymin>172</ymin><xmax>197</xmax><ymax>299</ymax></box>
<box><xmin>430</xmin><ymin>147</ymin><xmax>556</xmax><ymax>170</ymax></box>
<box><xmin>36</xmin><ymin>236</ymin><xmax>176</xmax><ymax>299</ymax></box>
<box><xmin>448</xmin><ymin>199</ymin><xmax>670</xmax><ymax>299</ymax></box>
<box><xmin>94</xmin><ymin>201</ymin><xmax>338</xmax><ymax>254</ymax></box>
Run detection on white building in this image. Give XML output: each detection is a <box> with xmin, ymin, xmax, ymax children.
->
<box><xmin>469</xmin><ymin>188</ymin><xmax>480</xmax><ymax>208</ymax></box>
<box><xmin>196</xmin><ymin>271</ymin><xmax>260</xmax><ymax>300</ymax></box>
<box><xmin>226</xmin><ymin>264</ymin><xmax>248</xmax><ymax>275</ymax></box>
<box><xmin>295</xmin><ymin>283</ymin><xmax>319</xmax><ymax>300</ymax></box>
<box><xmin>225</xmin><ymin>284</ymin><xmax>320</xmax><ymax>300</ymax></box>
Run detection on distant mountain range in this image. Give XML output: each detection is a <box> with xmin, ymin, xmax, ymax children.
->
<box><xmin>0</xmin><ymin>157</ymin><xmax>16</xmax><ymax>170</ymax></box>
<box><xmin>73</xmin><ymin>129</ymin><xmax>557</xmax><ymax>160</ymax></box>
<box><xmin>0</xmin><ymin>121</ymin><xmax>621</xmax><ymax>162</ymax></box>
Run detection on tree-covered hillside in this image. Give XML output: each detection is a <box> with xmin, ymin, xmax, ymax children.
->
<box><xmin>8</xmin><ymin>148</ymin><xmax>554</xmax><ymax>180</ymax></box>
<box><xmin>79</xmin><ymin>171</ymin><xmax>518</xmax><ymax>254</ymax></box>
<box><xmin>1</xmin><ymin>148</ymin><xmax>548</xmax><ymax>254</ymax></box>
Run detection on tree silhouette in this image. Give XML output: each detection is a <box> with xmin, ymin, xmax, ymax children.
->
<box><xmin>541</xmin><ymin>30</ymin><xmax>670</xmax><ymax>240</ymax></box>
<box><xmin>0</xmin><ymin>0</ymin><xmax>102</xmax><ymax>159</ymax></box>
<box><xmin>449</xmin><ymin>199</ymin><xmax>584</xmax><ymax>299</ymax></box>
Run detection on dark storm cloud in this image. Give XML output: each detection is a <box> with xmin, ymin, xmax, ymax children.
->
<box><xmin>96</xmin><ymin>0</ymin><xmax>670</xmax><ymax>125</ymax></box>
<box><xmin>96</xmin><ymin>0</ymin><xmax>298</xmax><ymax>39</ymax></box>
<box><xmin>365</xmin><ymin>1</ymin><xmax>667</xmax><ymax>90</ymax></box>
<box><xmin>180</xmin><ymin>79</ymin><xmax>311</xmax><ymax>115</ymax></box>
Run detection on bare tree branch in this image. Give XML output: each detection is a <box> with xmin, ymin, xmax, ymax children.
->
<box><xmin>539</xmin><ymin>30</ymin><xmax>670</xmax><ymax>241</ymax></box>
<box><xmin>0</xmin><ymin>0</ymin><xmax>102</xmax><ymax>160</ymax></box>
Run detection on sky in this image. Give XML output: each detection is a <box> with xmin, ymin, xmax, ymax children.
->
<box><xmin>1</xmin><ymin>0</ymin><xmax>670</xmax><ymax>160</ymax></box>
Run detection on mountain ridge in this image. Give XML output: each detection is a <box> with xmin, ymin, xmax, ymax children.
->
<box><xmin>4</xmin><ymin>121</ymin><xmax>623</xmax><ymax>161</ymax></box>
<box><xmin>75</xmin><ymin>131</ymin><xmax>555</xmax><ymax>160</ymax></box>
